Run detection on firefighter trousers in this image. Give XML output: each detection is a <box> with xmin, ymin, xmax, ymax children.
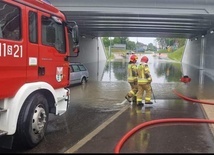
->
<box><xmin>126</xmin><ymin>80</ymin><xmax>138</xmax><ymax>101</ymax></box>
<box><xmin>136</xmin><ymin>83</ymin><xmax>152</xmax><ymax>103</ymax></box>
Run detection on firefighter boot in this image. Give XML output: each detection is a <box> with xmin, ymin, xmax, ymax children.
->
<box><xmin>137</xmin><ymin>101</ymin><xmax>144</xmax><ymax>106</ymax></box>
<box><xmin>145</xmin><ymin>101</ymin><xmax>153</xmax><ymax>104</ymax></box>
<box><xmin>125</xmin><ymin>94</ymin><xmax>131</xmax><ymax>102</ymax></box>
<box><xmin>132</xmin><ymin>96</ymin><xmax>137</xmax><ymax>104</ymax></box>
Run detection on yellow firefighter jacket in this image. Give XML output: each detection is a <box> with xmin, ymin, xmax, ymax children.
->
<box><xmin>127</xmin><ymin>63</ymin><xmax>138</xmax><ymax>82</ymax></box>
<box><xmin>137</xmin><ymin>63</ymin><xmax>152</xmax><ymax>84</ymax></box>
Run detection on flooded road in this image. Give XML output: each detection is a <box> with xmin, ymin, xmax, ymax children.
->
<box><xmin>102</xmin><ymin>54</ymin><xmax>182</xmax><ymax>83</ymax></box>
<box><xmin>1</xmin><ymin>53</ymin><xmax>214</xmax><ymax>153</ymax></box>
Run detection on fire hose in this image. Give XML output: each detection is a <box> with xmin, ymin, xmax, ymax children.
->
<box><xmin>114</xmin><ymin>89</ymin><xmax>214</xmax><ymax>153</ymax></box>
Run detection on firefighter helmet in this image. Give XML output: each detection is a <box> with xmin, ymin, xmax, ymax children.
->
<box><xmin>141</xmin><ymin>56</ymin><xmax>149</xmax><ymax>63</ymax></box>
<box><xmin>130</xmin><ymin>54</ymin><xmax>138</xmax><ymax>62</ymax></box>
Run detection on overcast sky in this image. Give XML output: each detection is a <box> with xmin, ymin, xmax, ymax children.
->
<box><xmin>129</xmin><ymin>37</ymin><xmax>156</xmax><ymax>45</ymax></box>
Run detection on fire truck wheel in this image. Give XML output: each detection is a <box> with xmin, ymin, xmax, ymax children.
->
<box><xmin>14</xmin><ymin>93</ymin><xmax>49</xmax><ymax>149</ymax></box>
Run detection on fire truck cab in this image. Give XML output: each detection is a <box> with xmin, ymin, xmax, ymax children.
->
<box><xmin>0</xmin><ymin>0</ymin><xmax>79</xmax><ymax>149</ymax></box>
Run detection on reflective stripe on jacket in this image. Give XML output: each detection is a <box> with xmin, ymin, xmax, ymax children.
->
<box><xmin>127</xmin><ymin>63</ymin><xmax>137</xmax><ymax>82</ymax></box>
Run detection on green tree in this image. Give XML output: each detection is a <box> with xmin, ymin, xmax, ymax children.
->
<box><xmin>113</xmin><ymin>37</ymin><xmax>121</xmax><ymax>44</ymax></box>
<box><xmin>120</xmin><ymin>37</ymin><xmax>129</xmax><ymax>44</ymax></box>
<box><xmin>156</xmin><ymin>38</ymin><xmax>186</xmax><ymax>50</ymax></box>
<box><xmin>112</xmin><ymin>37</ymin><xmax>129</xmax><ymax>44</ymax></box>
<box><xmin>165</xmin><ymin>38</ymin><xmax>175</xmax><ymax>46</ymax></box>
<box><xmin>156</xmin><ymin>38</ymin><xmax>166</xmax><ymax>49</ymax></box>
<box><xmin>102</xmin><ymin>37</ymin><xmax>110</xmax><ymax>47</ymax></box>
<box><xmin>176</xmin><ymin>38</ymin><xmax>186</xmax><ymax>48</ymax></box>
<box><xmin>102</xmin><ymin>37</ymin><xmax>137</xmax><ymax>51</ymax></box>
<box><xmin>147</xmin><ymin>43</ymin><xmax>157</xmax><ymax>51</ymax></box>
<box><xmin>126</xmin><ymin>41</ymin><xmax>136</xmax><ymax>50</ymax></box>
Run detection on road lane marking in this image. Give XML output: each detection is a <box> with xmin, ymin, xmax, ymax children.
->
<box><xmin>64</xmin><ymin>101</ymin><xmax>129</xmax><ymax>153</ymax></box>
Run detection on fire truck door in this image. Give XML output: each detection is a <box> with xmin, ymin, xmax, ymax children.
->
<box><xmin>26</xmin><ymin>8</ymin><xmax>39</xmax><ymax>82</ymax></box>
<box><xmin>38</xmin><ymin>12</ymin><xmax>69</xmax><ymax>88</ymax></box>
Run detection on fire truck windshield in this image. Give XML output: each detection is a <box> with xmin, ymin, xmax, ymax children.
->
<box><xmin>42</xmin><ymin>16</ymin><xmax>66</xmax><ymax>53</ymax></box>
<box><xmin>0</xmin><ymin>1</ymin><xmax>21</xmax><ymax>40</ymax></box>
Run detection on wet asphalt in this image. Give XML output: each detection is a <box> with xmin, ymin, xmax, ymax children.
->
<box><xmin>1</xmin><ymin>54</ymin><xmax>214</xmax><ymax>153</ymax></box>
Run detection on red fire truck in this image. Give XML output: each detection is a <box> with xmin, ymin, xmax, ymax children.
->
<box><xmin>0</xmin><ymin>0</ymin><xmax>79</xmax><ymax>149</ymax></box>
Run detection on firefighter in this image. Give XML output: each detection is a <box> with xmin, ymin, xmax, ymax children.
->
<box><xmin>125</xmin><ymin>54</ymin><xmax>138</xmax><ymax>103</ymax></box>
<box><xmin>136</xmin><ymin>56</ymin><xmax>153</xmax><ymax>106</ymax></box>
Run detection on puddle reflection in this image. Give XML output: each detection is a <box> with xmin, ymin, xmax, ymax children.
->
<box><xmin>101</xmin><ymin>54</ymin><xmax>183</xmax><ymax>83</ymax></box>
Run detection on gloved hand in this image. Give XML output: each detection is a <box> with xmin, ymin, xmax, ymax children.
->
<box><xmin>145</xmin><ymin>73</ymin><xmax>149</xmax><ymax>79</ymax></box>
<box><xmin>147</xmin><ymin>78</ymin><xmax>152</xmax><ymax>84</ymax></box>
<box><xmin>147</xmin><ymin>81</ymin><xmax>152</xmax><ymax>84</ymax></box>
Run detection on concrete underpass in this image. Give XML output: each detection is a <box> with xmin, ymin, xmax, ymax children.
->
<box><xmin>2</xmin><ymin>0</ymin><xmax>212</xmax><ymax>153</ymax></box>
<box><xmin>48</xmin><ymin>0</ymin><xmax>214</xmax><ymax>83</ymax></box>
<box><xmin>47</xmin><ymin>0</ymin><xmax>214</xmax><ymax>153</ymax></box>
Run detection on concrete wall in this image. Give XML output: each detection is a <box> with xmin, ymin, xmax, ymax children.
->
<box><xmin>182</xmin><ymin>31</ymin><xmax>214</xmax><ymax>91</ymax></box>
<box><xmin>182</xmin><ymin>38</ymin><xmax>202</xmax><ymax>68</ymax></box>
<box><xmin>70</xmin><ymin>37</ymin><xmax>107</xmax><ymax>81</ymax></box>
<box><xmin>204</xmin><ymin>33</ymin><xmax>214</xmax><ymax>72</ymax></box>
<box><xmin>183</xmin><ymin>32</ymin><xmax>214</xmax><ymax>72</ymax></box>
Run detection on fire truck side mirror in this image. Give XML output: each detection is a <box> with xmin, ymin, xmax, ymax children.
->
<box><xmin>72</xmin><ymin>24</ymin><xmax>79</xmax><ymax>45</ymax></box>
<box><xmin>66</xmin><ymin>21</ymin><xmax>80</xmax><ymax>56</ymax></box>
<box><xmin>46</xmin><ymin>26</ymin><xmax>56</xmax><ymax>44</ymax></box>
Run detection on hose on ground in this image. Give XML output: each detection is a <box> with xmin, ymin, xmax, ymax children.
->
<box><xmin>114</xmin><ymin>89</ymin><xmax>214</xmax><ymax>153</ymax></box>
<box><xmin>172</xmin><ymin>89</ymin><xmax>214</xmax><ymax>105</ymax></box>
<box><xmin>114</xmin><ymin>118</ymin><xmax>214</xmax><ymax>153</ymax></box>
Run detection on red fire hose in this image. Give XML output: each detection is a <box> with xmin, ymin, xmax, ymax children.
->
<box><xmin>114</xmin><ymin>118</ymin><xmax>214</xmax><ymax>153</ymax></box>
<box><xmin>172</xmin><ymin>89</ymin><xmax>214</xmax><ymax>105</ymax></box>
<box><xmin>114</xmin><ymin>89</ymin><xmax>214</xmax><ymax>153</ymax></box>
